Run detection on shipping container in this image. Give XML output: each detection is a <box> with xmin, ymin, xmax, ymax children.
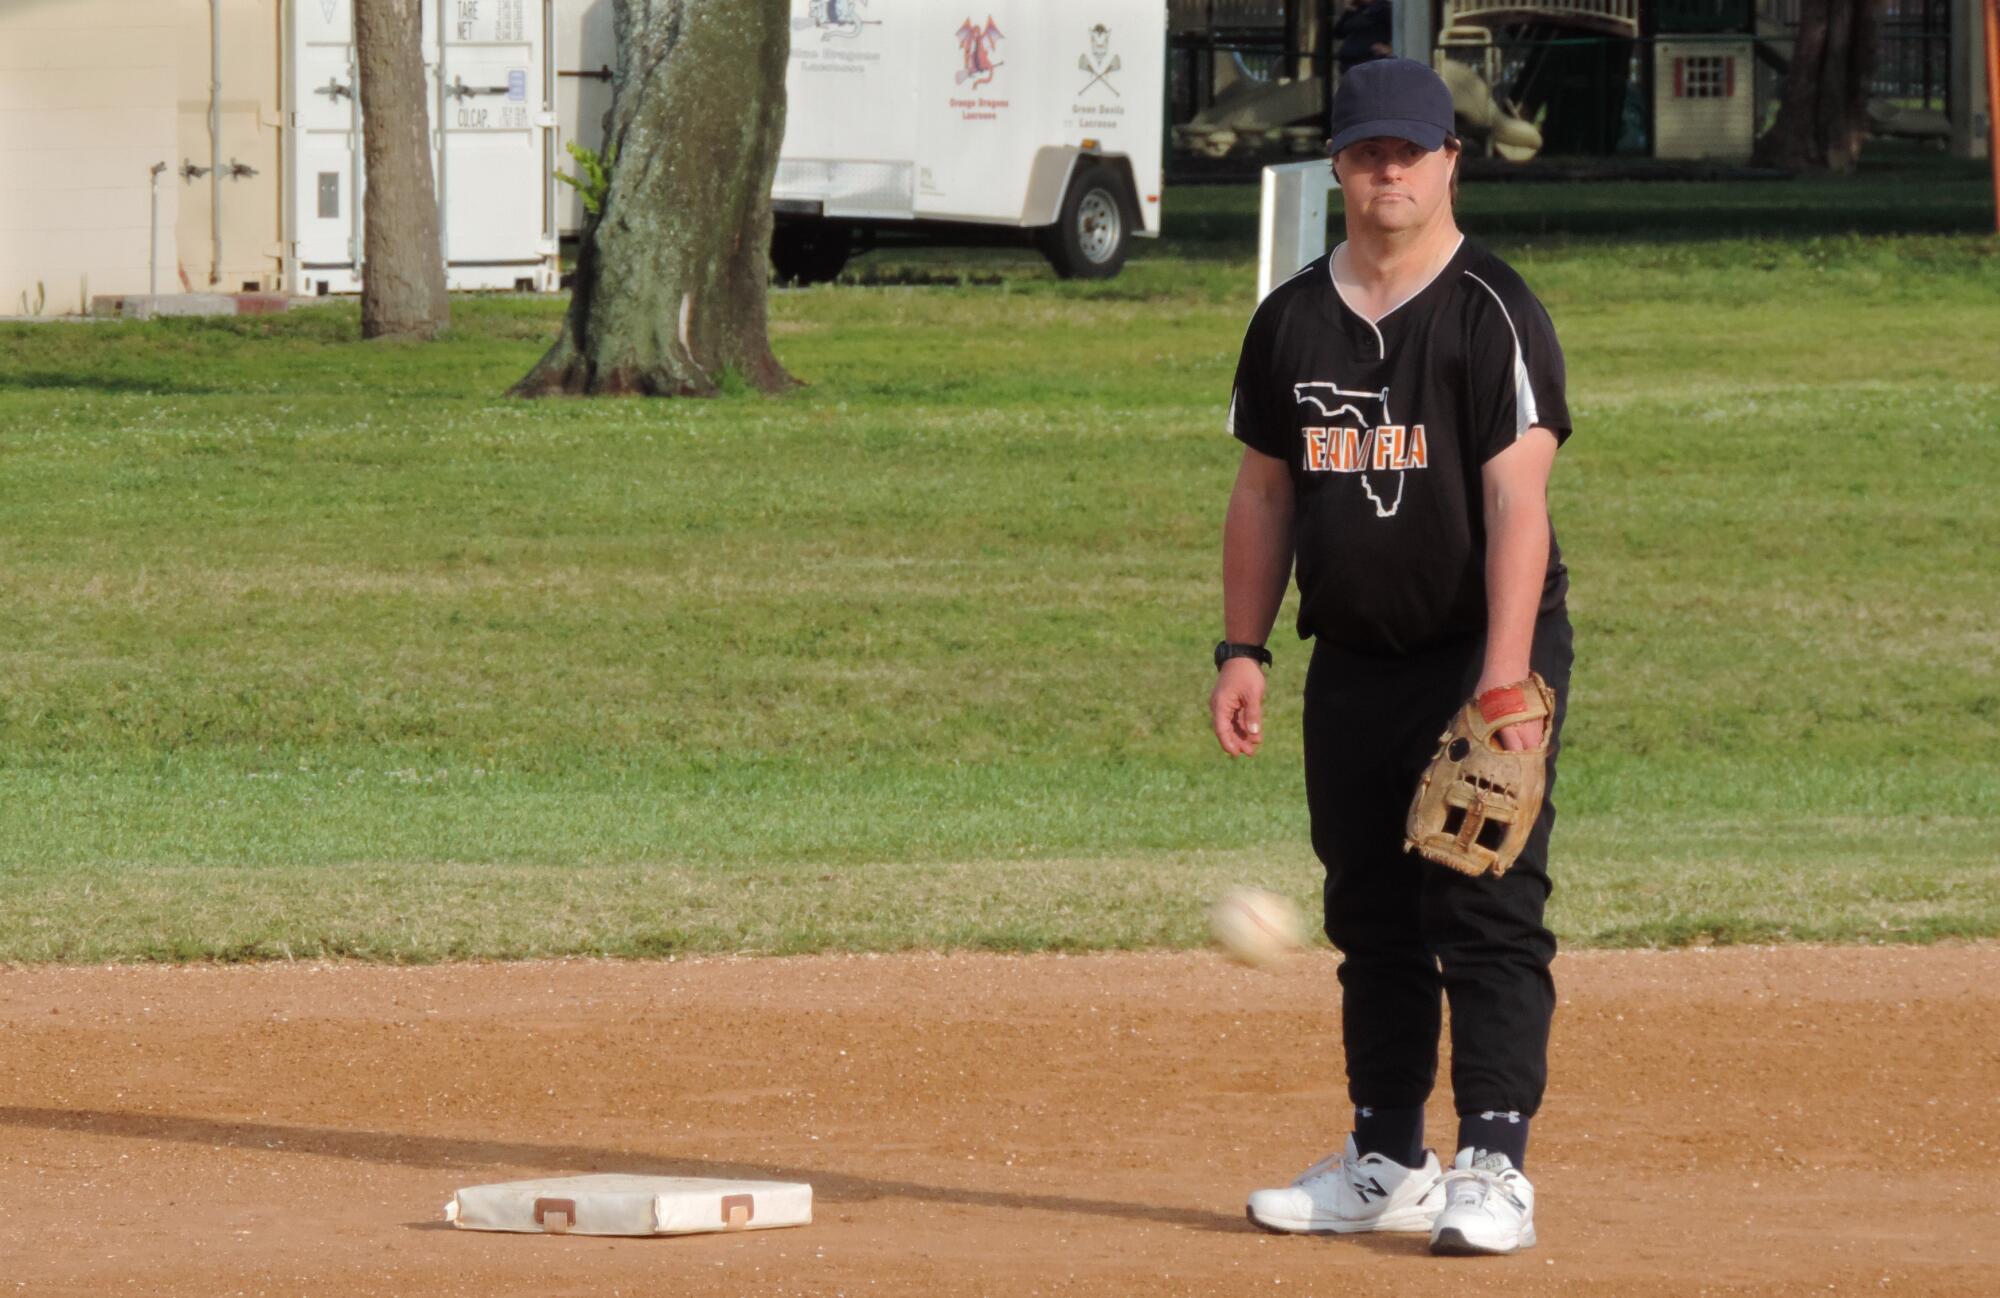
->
<box><xmin>285</xmin><ymin>0</ymin><xmax>560</xmax><ymax>294</ymax></box>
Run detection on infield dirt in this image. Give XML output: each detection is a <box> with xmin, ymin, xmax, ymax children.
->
<box><xmin>1</xmin><ymin>946</ymin><xmax>1992</xmax><ymax>1296</ymax></box>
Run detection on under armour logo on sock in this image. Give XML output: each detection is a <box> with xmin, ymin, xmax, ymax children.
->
<box><xmin>1477</xmin><ymin>1110</ymin><xmax>1523</xmax><ymax>1124</ymax></box>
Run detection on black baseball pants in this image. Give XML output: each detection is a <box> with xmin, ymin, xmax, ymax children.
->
<box><xmin>1301</xmin><ymin>611</ymin><xmax>1572</xmax><ymax>1119</ymax></box>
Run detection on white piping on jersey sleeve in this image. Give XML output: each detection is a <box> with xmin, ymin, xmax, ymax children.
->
<box><xmin>1226</xmin><ymin>389</ymin><xmax>1239</xmax><ymax>436</ymax></box>
<box><xmin>1463</xmin><ymin>270</ymin><xmax>1539</xmax><ymax>440</ymax></box>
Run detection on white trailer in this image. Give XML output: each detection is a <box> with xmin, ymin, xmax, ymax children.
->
<box><xmin>556</xmin><ymin>0</ymin><xmax>1165</xmax><ymax>281</ymax></box>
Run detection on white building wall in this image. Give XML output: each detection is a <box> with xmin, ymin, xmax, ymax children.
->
<box><xmin>0</xmin><ymin>0</ymin><xmax>181</xmax><ymax>313</ymax></box>
<box><xmin>173</xmin><ymin>0</ymin><xmax>285</xmax><ymax>293</ymax></box>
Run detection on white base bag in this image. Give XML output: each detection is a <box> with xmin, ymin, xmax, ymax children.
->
<box><xmin>445</xmin><ymin>1174</ymin><xmax>812</xmax><ymax>1237</ymax></box>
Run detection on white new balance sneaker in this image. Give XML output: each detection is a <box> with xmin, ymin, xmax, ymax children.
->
<box><xmin>1428</xmin><ymin>1147</ymin><xmax>1537</xmax><ymax>1256</ymax></box>
<box><xmin>1245</xmin><ymin>1135</ymin><xmax>1444</xmax><ymax>1235</ymax></box>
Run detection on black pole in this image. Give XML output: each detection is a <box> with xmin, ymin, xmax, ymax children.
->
<box><xmin>1321</xmin><ymin>0</ymin><xmax>1335</xmax><ymax>138</ymax></box>
<box><xmin>1921</xmin><ymin>0</ymin><xmax>1935</xmax><ymax>110</ymax></box>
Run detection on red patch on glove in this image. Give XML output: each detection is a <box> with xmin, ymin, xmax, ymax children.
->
<box><xmin>1477</xmin><ymin>685</ymin><xmax>1527</xmax><ymax>724</ymax></box>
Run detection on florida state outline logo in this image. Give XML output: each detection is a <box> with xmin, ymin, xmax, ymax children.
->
<box><xmin>1293</xmin><ymin>382</ymin><xmax>1431</xmax><ymax>519</ymax></box>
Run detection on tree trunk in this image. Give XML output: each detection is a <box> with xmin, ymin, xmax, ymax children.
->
<box><xmin>511</xmin><ymin>0</ymin><xmax>796</xmax><ymax>397</ymax></box>
<box><xmin>1754</xmin><ymin>0</ymin><xmax>1880</xmax><ymax>173</ymax></box>
<box><xmin>355</xmin><ymin>0</ymin><xmax>449</xmax><ymax>339</ymax></box>
<box><xmin>1833</xmin><ymin>0</ymin><xmax>1880</xmax><ymax>169</ymax></box>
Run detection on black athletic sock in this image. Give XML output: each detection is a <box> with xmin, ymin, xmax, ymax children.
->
<box><xmin>1456</xmin><ymin>1110</ymin><xmax>1530</xmax><ymax>1169</ymax></box>
<box><xmin>1352</xmin><ymin>1105</ymin><xmax>1425</xmax><ymax>1169</ymax></box>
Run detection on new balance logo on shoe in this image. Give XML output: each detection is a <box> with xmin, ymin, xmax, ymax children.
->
<box><xmin>1246</xmin><ymin>1136</ymin><xmax>1445</xmax><ymax>1236</ymax></box>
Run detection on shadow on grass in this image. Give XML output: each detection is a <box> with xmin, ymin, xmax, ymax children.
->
<box><xmin>1155</xmin><ymin>194</ymin><xmax>1997</xmax><ymax>256</ymax></box>
<box><xmin>0</xmin><ymin>1106</ymin><xmax>1243</xmax><ymax>1234</ymax></box>
<box><xmin>0</xmin><ymin>370</ymin><xmax>218</xmax><ymax>396</ymax></box>
<box><xmin>839</xmin><ymin>267</ymin><xmax>1013</xmax><ymax>288</ymax></box>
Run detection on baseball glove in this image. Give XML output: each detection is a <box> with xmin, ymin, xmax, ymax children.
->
<box><xmin>1403</xmin><ymin>673</ymin><xmax>1556</xmax><ymax>878</ymax></box>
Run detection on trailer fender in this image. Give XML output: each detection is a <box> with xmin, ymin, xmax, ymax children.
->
<box><xmin>1020</xmin><ymin>146</ymin><xmax>1138</xmax><ymax>229</ymax></box>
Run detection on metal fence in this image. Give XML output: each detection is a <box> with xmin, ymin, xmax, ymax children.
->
<box><xmin>1754</xmin><ymin>0</ymin><xmax>1950</xmax><ymax>111</ymax></box>
<box><xmin>1871</xmin><ymin>0</ymin><xmax>1952</xmax><ymax>109</ymax></box>
<box><xmin>1169</xmin><ymin>37</ymin><xmax>1322</xmax><ymax>126</ymax></box>
<box><xmin>1170</xmin><ymin>0</ymin><xmax>1290</xmax><ymax>33</ymax></box>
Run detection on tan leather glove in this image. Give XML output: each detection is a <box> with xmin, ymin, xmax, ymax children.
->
<box><xmin>1404</xmin><ymin>673</ymin><xmax>1556</xmax><ymax>878</ymax></box>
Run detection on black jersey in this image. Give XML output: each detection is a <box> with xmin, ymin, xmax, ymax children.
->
<box><xmin>1228</xmin><ymin>236</ymin><xmax>1571</xmax><ymax>656</ymax></box>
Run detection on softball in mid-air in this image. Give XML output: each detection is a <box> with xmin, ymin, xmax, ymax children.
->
<box><xmin>1207</xmin><ymin>886</ymin><xmax>1303</xmax><ymax>969</ymax></box>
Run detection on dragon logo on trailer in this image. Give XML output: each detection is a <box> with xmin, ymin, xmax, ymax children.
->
<box><xmin>955</xmin><ymin>16</ymin><xmax>1005</xmax><ymax>88</ymax></box>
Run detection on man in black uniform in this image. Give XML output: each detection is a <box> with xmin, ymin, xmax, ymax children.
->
<box><xmin>1331</xmin><ymin>0</ymin><xmax>1395</xmax><ymax>75</ymax></box>
<box><xmin>1208</xmin><ymin>58</ymin><xmax>1572</xmax><ymax>1257</ymax></box>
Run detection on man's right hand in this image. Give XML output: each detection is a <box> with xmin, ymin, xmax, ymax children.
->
<box><xmin>1210</xmin><ymin>658</ymin><xmax>1268</xmax><ymax>757</ymax></box>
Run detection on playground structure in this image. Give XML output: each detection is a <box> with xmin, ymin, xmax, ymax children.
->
<box><xmin>1172</xmin><ymin>0</ymin><xmax>1643</xmax><ymax>164</ymax></box>
<box><xmin>1167</xmin><ymin>0</ymin><xmax>1986</xmax><ymax>168</ymax></box>
<box><xmin>1175</xmin><ymin>0</ymin><xmax>1636</xmax><ymax>164</ymax></box>
<box><xmin>1172</xmin><ymin>37</ymin><xmax>1548</xmax><ymax>160</ymax></box>
<box><xmin>1433</xmin><ymin>0</ymin><xmax>1731</xmax><ymax>162</ymax></box>
<box><xmin>1432</xmin><ymin>0</ymin><xmax>1645</xmax><ymax>159</ymax></box>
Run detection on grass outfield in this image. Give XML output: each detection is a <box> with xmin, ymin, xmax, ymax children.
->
<box><xmin>2</xmin><ymin>158</ymin><xmax>1996</xmax><ymax>960</ymax></box>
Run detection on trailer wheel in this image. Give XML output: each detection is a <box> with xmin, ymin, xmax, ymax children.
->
<box><xmin>771</xmin><ymin>224</ymin><xmax>850</xmax><ymax>286</ymax></box>
<box><xmin>1041</xmin><ymin>163</ymin><xmax>1134</xmax><ymax>280</ymax></box>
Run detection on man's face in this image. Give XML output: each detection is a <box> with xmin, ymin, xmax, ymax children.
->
<box><xmin>1334</xmin><ymin>136</ymin><xmax>1457</xmax><ymax>233</ymax></box>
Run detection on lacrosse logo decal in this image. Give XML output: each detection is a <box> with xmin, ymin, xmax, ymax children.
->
<box><xmin>1078</xmin><ymin>23</ymin><xmax>1120</xmax><ymax>97</ymax></box>
<box><xmin>1293</xmin><ymin>382</ymin><xmax>1431</xmax><ymax>519</ymax></box>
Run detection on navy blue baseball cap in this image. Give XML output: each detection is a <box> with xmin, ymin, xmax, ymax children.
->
<box><xmin>1328</xmin><ymin>57</ymin><xmax>1456</xmax><ymax>157</ymax></box>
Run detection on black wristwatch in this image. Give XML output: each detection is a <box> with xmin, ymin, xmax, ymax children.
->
<box><xmin>1214</xmin><ymin>640</ymin><xmax>1273</xmax><ymax>671</ymax></box>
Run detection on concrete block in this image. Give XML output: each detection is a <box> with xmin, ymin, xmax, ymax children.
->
<box><xmin>97</xmin><ymin>291</ymin><xmax>298</xmax><ymax>320</ymax></box>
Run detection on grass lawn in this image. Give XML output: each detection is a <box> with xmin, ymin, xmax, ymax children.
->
<box><xmin>2</xmin><ymin>148</ymin><xmax>1996</xmax><ymax>960</ymax></box>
